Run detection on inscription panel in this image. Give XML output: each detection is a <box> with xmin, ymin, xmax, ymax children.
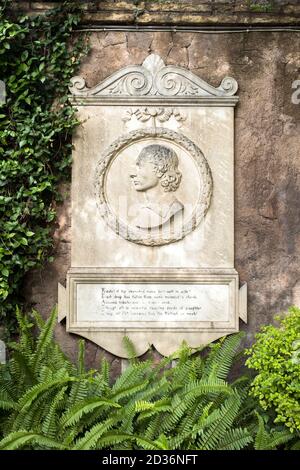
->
<box><xmin>76</xmin><ymin>283</ymin><xmax>229</xmax><ymax>324</ymax></box>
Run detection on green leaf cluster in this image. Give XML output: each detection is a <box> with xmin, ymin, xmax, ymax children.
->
<box><xmin>246</xmin><ymin>306</ymin><xmax>300</xmax><ymax>433</ymax></box>
<box><xmin>0</xmin><ymin>307</ymin><xmax>296</xmax><ymax>450</ymax></box>
<box><xmin>0</xmin><ymin>1</ymin><xmax>87</xmax><ymax>336</ymax></box>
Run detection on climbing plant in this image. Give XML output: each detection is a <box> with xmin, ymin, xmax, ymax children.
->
<box><xmin>0</xmin><ymin>1</ymin><xmax>87</xmax><ymax>337</ymax></box>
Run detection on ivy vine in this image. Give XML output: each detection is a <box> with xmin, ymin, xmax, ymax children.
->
<box><xmin>0</xmin><ymin>1</ymin><xmax>87</xmax><ymax>338</ymax></box>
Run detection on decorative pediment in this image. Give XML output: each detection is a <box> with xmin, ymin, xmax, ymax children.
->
<box><xmin>69</xmin><ymin>54</ymin><xmax>238</xmax><ymax>105</ymax></box>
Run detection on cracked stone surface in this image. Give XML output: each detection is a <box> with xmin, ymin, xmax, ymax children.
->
<box><xmin>24</xmin><ymin>30</ymin><xmax>300</xmax><ymax>375</ymax></box>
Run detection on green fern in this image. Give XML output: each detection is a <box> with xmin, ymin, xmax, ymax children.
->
<box><xmin>254</xmin><ymin>412</ymin><xmax>294</xmax><ymax>450</ymax></box>
<box><xmin>122</xmin><ymin>336</ymin><xmax>138</xmax><ymax>363</ymax></box>
<box><xmin>204</xmin><ymin>333</ymin><xmax>245</xmax><ymax>380</ymax></box>
<box><xmin>31</xmin><ymin>307</ymin><xmax>58</xmax><ymax>375</ymax></box>
<box><xmin>73</xmin><ymin>417</ymin><xmax>118</xmax><ymax>450</ymax></box>
<box><xmin>217</xmin><ymin>428</ymin><xmax>253</xmax><ymax>450</ymax></box>
<box><xmin>42</xmin><ymin>387</ymin><xmax>68</xmax><ymax>439</ymax></box>
<box><xmin>61</xmin><ymin>397</ymin><xmax>121</xmax><ymax>428</ymax></box>
<box><xmin>0</xmin><ymin>430</ymin><xmax>65</xmax><ymax>450</ymax></box>
<box><xmin>2</xmin><ymin>308</ymin><xmax>296</xmax><ymax>450</ymax></box>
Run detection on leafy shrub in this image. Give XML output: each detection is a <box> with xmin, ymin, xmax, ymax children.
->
<box><xmin>0</xmin><ymin>1</ymin><xmax>87</xmax><ymax>337</ymax></box>
<box><xmin>245</xmin><ymin>306</ymin><xmax>300</xmax><ymax>433</ymax></box>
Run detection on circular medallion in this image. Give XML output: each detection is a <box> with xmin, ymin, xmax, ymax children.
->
<box><xmin>95</xmin><ymin>128</ymin><xmax>213</xmax><ymax>246</ymax></box>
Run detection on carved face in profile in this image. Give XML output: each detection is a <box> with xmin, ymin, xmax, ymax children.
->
<box><xmin>130</xmin><ymin>144</ymin><xmax>182</xmax><ymax>193</ymax></box>
<box><xmin>131</xmin><ymin>159</ymin><xmax>160</xmax><ymax>192</ymax></box>
<box><xmin>130</xmin><ymin>144</ymin><xmax>184</xmax><ymax>230</ymax></box>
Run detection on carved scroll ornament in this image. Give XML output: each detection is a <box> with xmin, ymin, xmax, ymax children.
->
<box><xmin>70</xmin><ymin>54</ymin><xmax>238</xmax><ymax>100</ymax></box>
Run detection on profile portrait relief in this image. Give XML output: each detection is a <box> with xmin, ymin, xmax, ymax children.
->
<box><xmin>129</xmin><ymin>144</ymin><xmax>184</xmax><ymax>231</ymax></box>
<box><xmin>97</xmin><ymin>127</ymin><xmax>212</xmax><ymax>246</ymax></box>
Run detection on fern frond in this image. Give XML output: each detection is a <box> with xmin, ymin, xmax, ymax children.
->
<box><xmin>144</xmin><ymin>413</ymin><xmax>166</xmax><ymax>440</ymax></box>
<box><xmin>31</xmin><ymin>307</ymin><xmax>58</xmax><ymax>375</ymax></box>
<box><xmin>117</xmin><ymin>401</ymin><xmax>137</xmax><ymax>434</ymax></box>
<box><xmin>133</xmin><ymin>376</ymin><xmax>170</xmax><ymax>404</ymax></box>
<box><xmin>176</xmin><ymin>400</ymin><xmax>205</xmax><ymax>439</ymax></box>
<box><xmin>99</xmin><ymin>357</ymin><xmax>110</xmax><ymax>387</ymax></box>
<box><xmin>73</xmin><ymin>418</ymin><xmax>117</xmax><ymax>450</ymax></box>
<box><xmin>135</xmin><ymin>436</ymin><xmax>165</xmax><ymax>450</ymax></box>
<box><xmin>111</xmin><ymin>380</ymin><xmax>149</xmax><ymax>402</ymax></box>
<box><xmin>169</xmin><ymin>360</ymin><xmax>194</xmax><ymax>387</ymax></box>
<box><xmin>11</xmin><ymin>350</ymin><xmax>35</xmax><ymax>387</ymax></box>
<box><xmin>254</xmin><ymin>412</ymin><xmax>269</xmax><ymax>450</ymax></box>
<box><xmin>0</xmin><ymin>431</ymin><xmax>65</xmax><ymax>450</ymax></box>
<box><xmin>14</xmin><ymin>307</ymin><xmax>34</xmax><ymax>353</ymax></box>
<box><xmin>0</xmin><ymin>400</ymin><xmax>16</xmax><ymax>411</ymax></box>
<box><xmin>17</xmin><ymin>376</ymin><xmax>76</xmax><ymax>414</ymax></box>
<box><xmin>291</xmin><ymin>440</ymin><xmax>300</xmax><ymax>450</ymax></box>
<box><xmin>12</xmin><ymin>387</ymin><xmax>58</xmax><ymax>432</ymax></box>
<box><xmin>122</xmin><ymin>336</ymin><xmax>138</xmax><ymax>363</ymax></box>
<box><xmin>48</xmin><ymin>344</ymin><xmax>75</xmax><ymax>375</ymax></box>
<box><xmin>96</xmin><ymin>432</ymin><xmax>135</xmax><ymax>449</ymax></box>
<box><xmin>177</xmin><ymin>341</ymin><xmax>193</xmax><ymax>364</ymax></box>
<box><xmin>136</xmin><ymin>400</ymin><xmax>172</xmax><ymax>422</ymax></box>
<box><xmin>184</xmin><ymin>378</ymin><xmax>231</xmax><ymax>396</ymax></box>
<box><xmin>42</xmin><ymin>386</ymin><xmax>68</xmax><ymax>438</ymax></box>
<box><xmin>204</xmin><ymin>333</ymin><xmax>244</xmax><ymax>380</ymax></box>
<box><xmin>254</xmin><ymin>413</ymin><xmax>294</xmax><ymax>450</ymax></box>
<box><xmin>264</xmin><ymin>431</ymin><xmax>294</xmax><ymax>450</ymax></box>
<box><xmin>61</xmin><ymin>397</ymin><xmax>121</xmax><ymax>428</ymax></box>
<box><xmin>197</xmin><ymin>392</ymin><xmax>242</xmax><ymax>450</ymax></box>
<box><xmin>30</xmin><ymin>309</ymin><xmax>46</xmax><ymax>330</ymax></box>
<box><xmin>112</xmin><ymin>361</ymin><xmax>151</xmax><ymax>393</ymax></box>
<box><xmin>66</xmin><ymin>378</ymin><xmax>89</xmax><ymax>409</ymax></box>
<box><xmin>217</xmin><ymin>427</ymin><xmax>253</xmax><ymax>450</ymax></box>
<box><xmin>135</xmin><ymin>400</ymin><xmax>157</xmax><ymax>413</ymax></box>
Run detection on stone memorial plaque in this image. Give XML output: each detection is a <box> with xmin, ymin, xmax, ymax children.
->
<box><xmin>0</xmin><ymin>80</ymin><xmax>5</xmax><ymax>105</ymax></box>
<box><xmin>59</xmin><ymin>54</ymin><xmax>247</xmax><ymax>357</ymax></box>
<box><xmin>0</xmin><ymin>340</ymin><xmax>6</xmax><ymax>364</ymax></box>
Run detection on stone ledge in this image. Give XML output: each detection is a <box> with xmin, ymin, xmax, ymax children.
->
<box><xmin>10</xmin><ymin>1</ymin><xmax>300</xmax><ymax>26</ymax></box>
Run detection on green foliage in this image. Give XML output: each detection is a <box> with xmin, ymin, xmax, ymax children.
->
<box><xmin>1</xmin><ymin>308</ymin><xmax>298</xmax><ymax>450</ymax></box>
<box><xmin>248</xmin><ymin>1</ymin><xmax>274</xmax><ymax>13</ymax></box>
<box><xmin>0</xmin><ymin>1</ymin><xmax>87</xmax><ymax>337</ymax></box>
<box><xmin>246</xmin><ymin>306</ymin><xmax>300</xmax><ymax>433</ymax></box>
<box><xmin>0</xmin><ymin>307</ymin><xmax>263</xmax><ymax>450</ymax></box>
<box><xmin>253</xmin><ymin>412</ymin><xmax>294</xmax><ymax>450</ymax></box>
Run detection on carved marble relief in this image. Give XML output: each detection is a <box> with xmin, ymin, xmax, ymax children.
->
<box><xmin>70</xmin><ymin>54</ymin><xmax>238</xmax><ymax>99</ymax></box>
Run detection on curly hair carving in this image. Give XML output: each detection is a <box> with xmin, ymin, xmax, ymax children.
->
<box><xmin>136</xmin><ymin>144</ymin><xmax>182</xmax><ymax>192</ymax></box>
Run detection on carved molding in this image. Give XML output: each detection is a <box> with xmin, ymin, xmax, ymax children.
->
<box><xmin>64</xmin><ymin>268</ymin><xmax>241</xmax><ymax>357</ymax></box>
<box><xmin>69</xmin><ymin>54</ymin><xmax>238</xmax><ymax>104</ymax></box>
<box><xmin>95</xmin><ymin>127</ymin><xmax>213</xmax><ymax>246</ymax></box>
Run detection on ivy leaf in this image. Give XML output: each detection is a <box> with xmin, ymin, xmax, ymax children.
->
<box><xmin>21</xmin><ymin>50</ymin><xmax>28</xmax><ymax>61</ymax></box>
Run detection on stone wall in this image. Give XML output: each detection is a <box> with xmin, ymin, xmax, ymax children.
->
<box><xmin>22</xmin><ymin>2</ymin><xmax>300</xmax><ymax>372</ymax></box>
<box><xmin>12</xmin><ymin>1</ymin><xmax>300</xmax><ymax>25</ymax></box>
